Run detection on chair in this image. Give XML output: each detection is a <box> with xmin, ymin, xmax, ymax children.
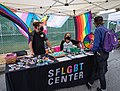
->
<box><xmin>53</xmin><ymin>46</ymin><xmax>60</xmax><ymax>52</ymax></box>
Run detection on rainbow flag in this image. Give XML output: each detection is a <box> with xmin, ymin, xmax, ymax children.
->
<box><xmin>0</xmin><ymin>4</ymin><xmax>32</xmax><ymax>42</ymax></box>
<box><xmin>75</xmin><ymin>12</ymin><xmax>92</xmax><ymax>42</ymax></box>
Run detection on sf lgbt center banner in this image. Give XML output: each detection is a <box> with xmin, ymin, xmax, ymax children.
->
<box><xmin>5</xmin><ymin>55</ymin><xmax>95</xmax><ymax>91</ymax></box>
<box><xmin>48</xmin><ymin>62</ymin><xmax>84</xmax><ymax>85</ymax></box>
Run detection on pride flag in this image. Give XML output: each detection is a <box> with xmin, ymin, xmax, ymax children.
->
<box><xmin>40</xmin><ymin>15</ymin><xmax>48</xmax><ymax>35</ymax></box>
<box><xmin>15</xmin><ymin>12</ymin><xmax>41</xmax><ymax>38</ymax></box>
<box><xmin>0</xmin><ymin>4</ymin><xmax>32</xmax><ymax>42</ymax></box>
<box><xmin>47</xmin><ymin>15</ymin><xmax>69</xmax><ymax>28</ymax></box>
<box><xmin>0</xmin><ymin>4</ymin><xmax>44</xmax><ymax>42</ymax></box>
<box><xmin>75</xmin><ymin>12</ymin><xmax>92</xmax><ymax>42</ymax></box>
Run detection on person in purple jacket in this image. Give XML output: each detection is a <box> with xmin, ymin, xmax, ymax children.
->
<box><xmin>86</xmin><ymin>16</ymin><xmax>109</xmax><ymax>91</ymax></box>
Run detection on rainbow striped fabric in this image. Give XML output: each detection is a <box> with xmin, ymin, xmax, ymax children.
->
<box><xmin>0</xmin><ymin>4</ymin><xmax>47</xmax><ymax>42</ymax></box>
<box><xmin>13</xmin><ymin>11</ymin><xmax>41</xmax><ymax>39</ymax></box>
<box><xmin>0</xmin><ymin>4</ymin><xmax>32</xmax><ymax>40</ymax></box>
<box><xmin>75</xmin><ymin>12</ymin><xmax>92</xmax><ymax>42</ymax></box>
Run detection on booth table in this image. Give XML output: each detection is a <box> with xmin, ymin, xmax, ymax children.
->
<box><xmin>5</xmin><ymin>53</ymin><xmax>95</xmax><ymax>91</ymax></box>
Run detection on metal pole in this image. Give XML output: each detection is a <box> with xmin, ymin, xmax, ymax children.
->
<box><xmin>67</xmin><ymin>18</ymin><xmax>68</xmax><ymax>33</ymax></box>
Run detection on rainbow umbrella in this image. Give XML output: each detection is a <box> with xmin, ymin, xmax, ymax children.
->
<box><xmin>83</xmin><ymin>32</ymin><xmax>94</xmax><ymax>49</ymax></box>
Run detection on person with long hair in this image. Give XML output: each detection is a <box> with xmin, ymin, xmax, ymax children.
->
<box><xmin>60</xmin><ymin>32</ymin><xmax>80</xmax><ymax>51</ymax></box>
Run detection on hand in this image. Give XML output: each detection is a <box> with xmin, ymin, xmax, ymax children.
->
<box><xmin>31</xmin><ymin>51</ymin><xmax>34</xmax><ymax>56</ymax></box>
<box><xmin>50</xmin><ymin>48</ymin><xmax>54</xmax><ymax>53</ymax></box>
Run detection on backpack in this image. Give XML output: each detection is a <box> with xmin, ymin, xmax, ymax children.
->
<box><xmin>102</xmin><ymin>29</ymin><xmax>118</xmax><ymax>52</ymax></box>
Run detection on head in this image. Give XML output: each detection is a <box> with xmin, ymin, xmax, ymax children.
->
<box><xmin>65</xmin><ymin>39</ymin><xmax>70</xmax><ymax>43</ymax></box>
<box><xmin>64</xmin><ymin>32</ymin><xmax>71</xmax><ymax>40</ymax></box>
<box><xmin>33</xmin><ymin>21</ymin><xmax>44</xmax><ymax>32</ymax></box>
<box><xmin>94</xmin><ymin>16</ymin><xmax>104</xmax><ymax>27</ymax></box>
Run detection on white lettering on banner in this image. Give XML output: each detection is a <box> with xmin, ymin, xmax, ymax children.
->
<box><xmin>74</xmin><ymin>73</ymin><xmax>78</xmax><ymax>80</ymax></box>
<box><xmin>55</xmin><ymin>77</ymin><xmax>60</xmax><ymax>84</ymax></box>
<box><xmin>48</xmin><ymin>69</ymin><xmax>54</xmax><ymax>77</ymax></box>
<box><xmin>68</xmin><ymin>74</ymin><xmax>73</xmax><ymax>81</ymax></box>
<box><xmin>48</xmin><ymin>78</ymin><xmax>54</xmax><ymax>85</ymax></box>
<box><xmin>48</xmin><ymin>62</ymin><xmax>84</xmax><ymax>85</ymax></box>
<box><xmin>79</xmin><ymin>72</ymin><xmax>83</xmax><ymax>79</ymax></box>
<box><xmin>56</xmin><ymin>68</ymin><xmax>60</xmax><ymax>76</ymax></box>
<box><xmin>61</xmin><ymin>75</ymin><xmax>67</xmax><ymax>83</ymax></box>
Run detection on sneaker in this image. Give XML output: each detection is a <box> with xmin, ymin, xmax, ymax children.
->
<box><xmin>97</xmin><ymin>88</ymin><xmax>107</xmax><ymax>91</ymax></box>
<box><xmin>97</xmin><ymin>87</ymin><xmax>102</xmax><ymax>91</ymax></box>
<box><xmin>86</xmin><ymin>82</ymin><xmax>92</xmax><ymax>90</ymax></box>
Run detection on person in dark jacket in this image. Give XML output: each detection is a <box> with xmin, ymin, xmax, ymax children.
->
<box><xmin>60</xmin><ymin>32</ymin><xmax>80</xmax><ymax>51</ymax></box>
<box><xmin>29</xmin><ymin>21</ymin><xmax>54</xmax><ymax>55</ymax></box>
<box><xmin>86</xmin><ymin>16</ymin><xmax>109</xmax><ymax>91</ymax></box>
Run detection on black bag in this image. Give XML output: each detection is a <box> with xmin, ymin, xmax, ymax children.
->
<box><xmin>95</xmin><ymin>50</ymin><xmax>109</xmax><ymax>73</ymax></box>
<box><xmin>96</xmin><ymin>50</ymin><xmax>109</xmax><ymax>61</ymax></box>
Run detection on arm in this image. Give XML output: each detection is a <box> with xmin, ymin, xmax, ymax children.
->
<box><xmin>60</xmin><ymin>40</ymin><xmax>64</xmax><ymax>51</ymax></box>
<box><xmin>43</xmin><ymin>33</ymin><xmax>54</xmax><ymax>52</ymax></box>
<box><xmin>46</xmin><ymin>40</ymin><xmax>52</xmax><ymax>49</ymax></box>
<box><xmin>29</xmin><ymin>41</ymin><xmax>34</xmax><ymax>55</ymax></box>
<box><xmin>71</xmin><ymin>39</ymin><xmax>80</xmax><ymax>48</ymax></box>
<box><xmin>91</xmin><ymin>29</ymin><xmax>101</xmax><ymax>53</ymax></box>
<box><xmin>46</xmin><ymin>40</ymin><xmax>54</xmax><ymax>52</ymax></box>
<box><xmin>29</xmin><ymin>31</ymin><xmax>34</xmax><ymax>55</ymax></box>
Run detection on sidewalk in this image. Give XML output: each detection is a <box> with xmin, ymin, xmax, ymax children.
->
<box><xmin>0</xmin><ymin>49</ymin><xmax>120</xmax><ymax>91</ymax></box>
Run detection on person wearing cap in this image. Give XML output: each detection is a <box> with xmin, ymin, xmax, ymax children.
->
<box><xmin>29</xmin><ymin>21</ymin><xmax>54</xmax><ymax>55</ymax></box>
<box><xmin>86</xmin><ymin>16</ymin><xmax>109</xmax><ymax>91</ymax></box>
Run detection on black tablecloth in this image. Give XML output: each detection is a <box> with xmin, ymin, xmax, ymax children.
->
<box><xmin>6</xmin><ymin>55</ymin><xmax>95</xmax><ymax>91</ymax></box>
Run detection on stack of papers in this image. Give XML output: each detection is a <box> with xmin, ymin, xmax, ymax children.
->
<box><xmin>85</xmin><ymin>52</ymin><xmax>94</xmax><ymax>56</ymax></box>
<box><xmin>56</xmin><ymin>52</ymin><xmax>94</xmax><ymax>62</ymax></box>
<box><xmin>56</xmin><ymin>57</ymin><xmax>71</xmax><ymax>62</ymax></box>
<box><xmin>68</xmin><ymin>54</ymin><xmax>87</xmax><ymax>59</ymax></box>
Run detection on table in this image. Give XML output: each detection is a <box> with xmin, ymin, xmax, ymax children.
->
<box><xmin>6</xmin><ymin>53</ymin><xmax>95</xmax><ymax>91</ymax></box>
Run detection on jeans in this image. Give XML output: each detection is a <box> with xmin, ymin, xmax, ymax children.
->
<box><xmin>89</xmin><ymin>50</ymin><xmax>109</xmax><ymax>89</ymax></box>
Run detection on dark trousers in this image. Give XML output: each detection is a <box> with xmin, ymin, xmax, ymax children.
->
<box><xmin>89</xmin><ymin>50</ymin><xmax>109</xmax><ymax>89</ymax></box>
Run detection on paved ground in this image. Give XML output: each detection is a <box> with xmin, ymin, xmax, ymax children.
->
<box><xmin>0</xmin><ymin>49</ymin><xmax>120</xmax><ymax>91</ymax></box>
